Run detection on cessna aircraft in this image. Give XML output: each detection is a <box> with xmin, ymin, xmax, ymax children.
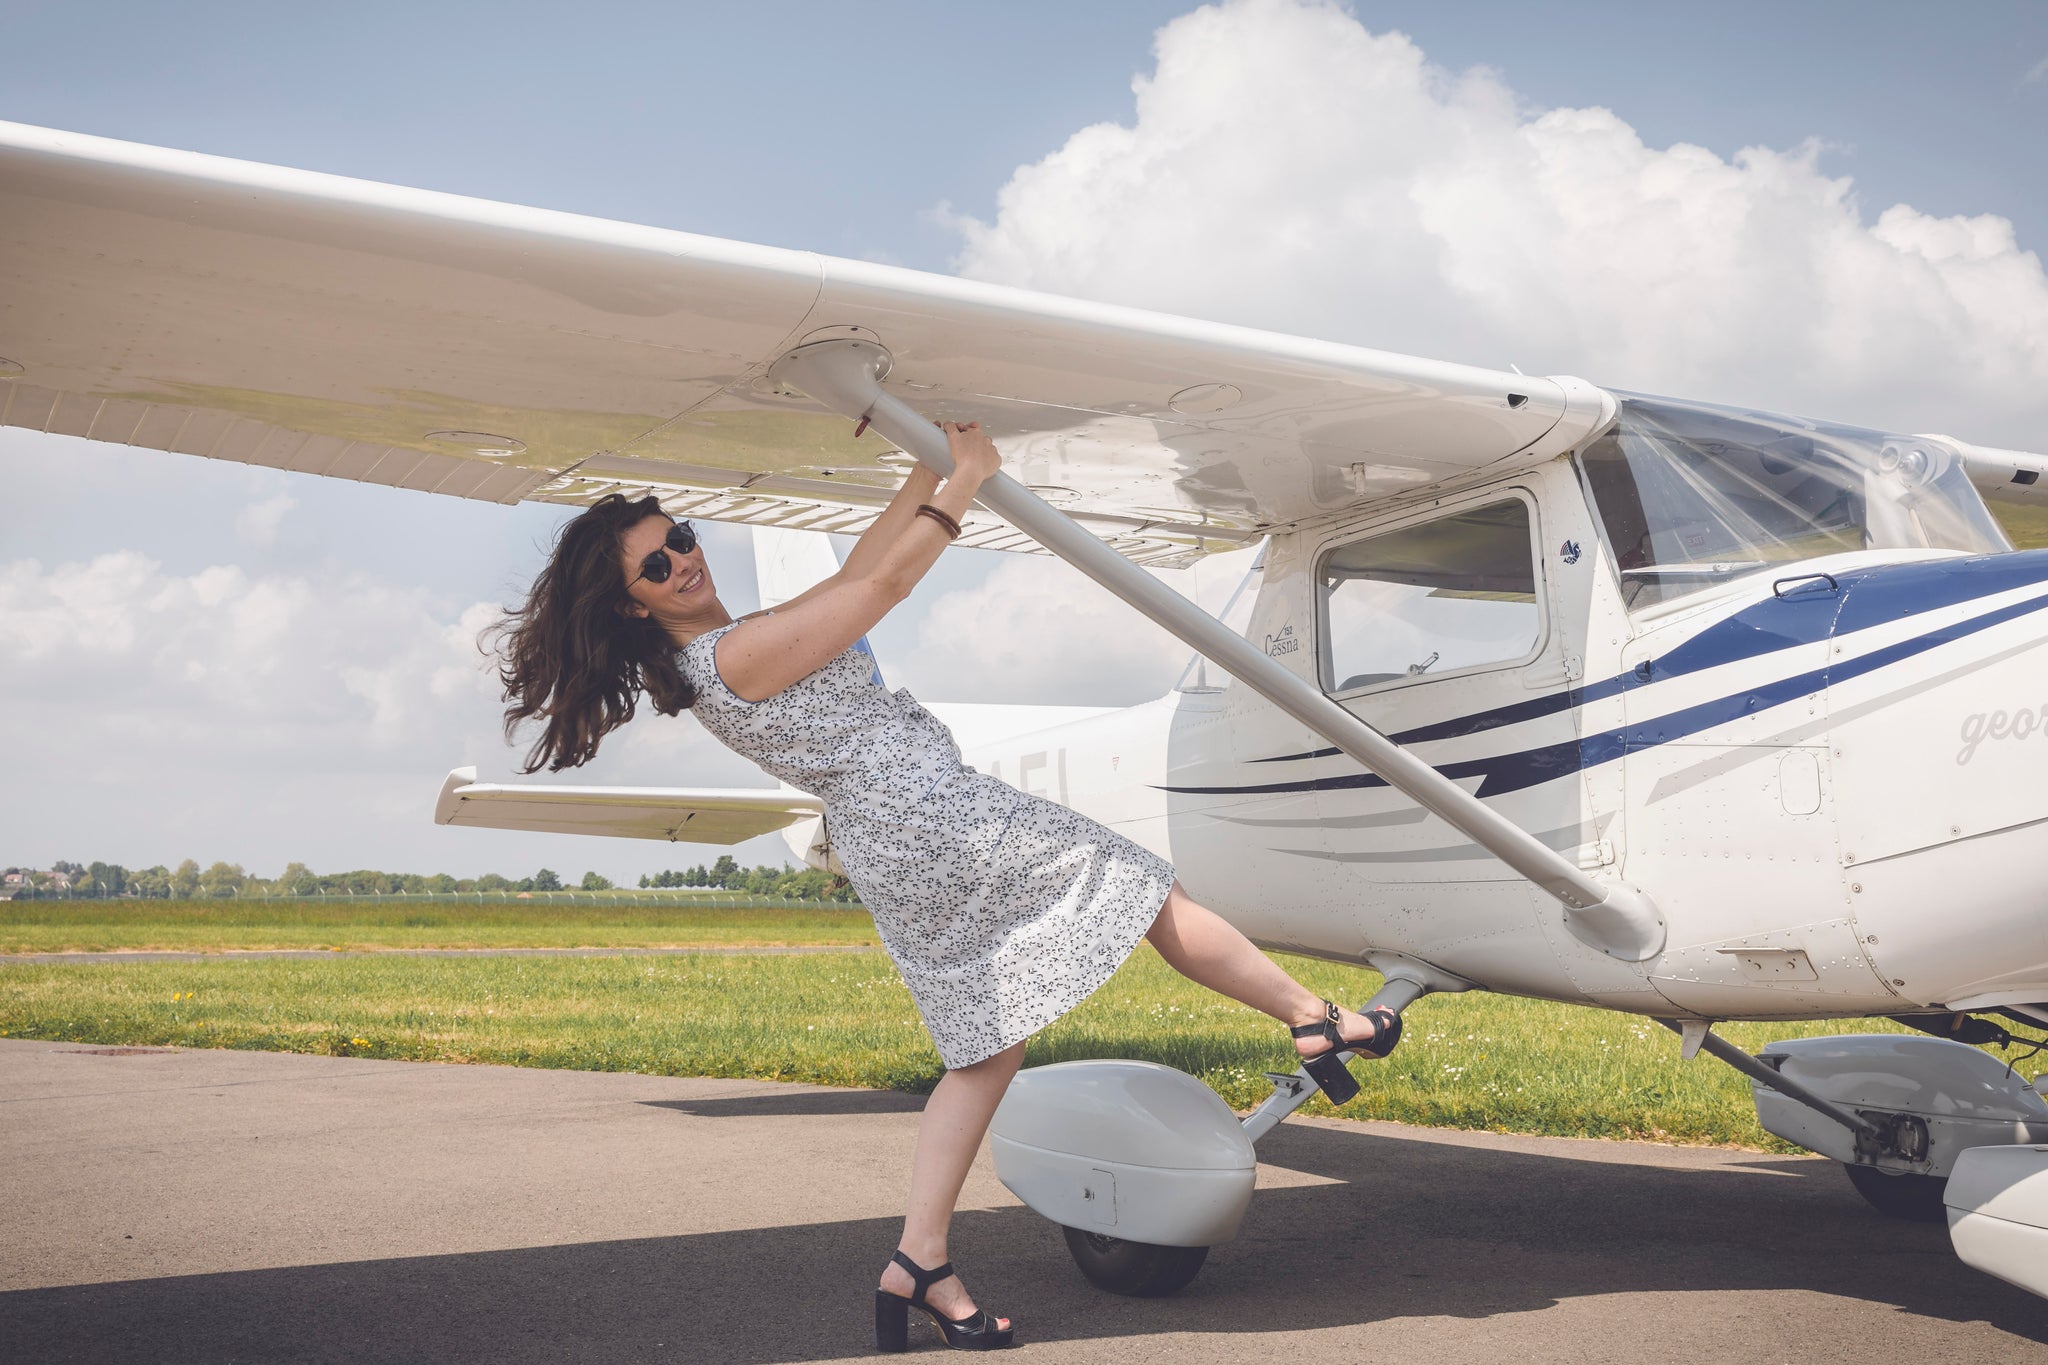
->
<box><xmin>5</xmin><ymin>120</ymin><xmax>2046</xmax><ymax>1303</ymax></box>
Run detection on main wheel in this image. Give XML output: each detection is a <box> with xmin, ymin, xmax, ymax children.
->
<box><xmin>1843</xmin><ymin>1164</ymin><xmax>1949</xmax><ymax>1223</ymax></box>
<box><xmin>1060</xmin><ymin>1226</ymin><xmax>1209</xmax><ymax>1297</ymax></box>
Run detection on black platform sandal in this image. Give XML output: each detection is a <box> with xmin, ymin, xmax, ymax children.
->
<box><xmin>1290</xmin><ymin>1000</ymin><xmax>1404</xmax><ymax>1105</ymax></box>
<box><xmin>874</xmin><ymin>1250</ymin><xmax>1015</xmax><ymax>1353</ymax></box>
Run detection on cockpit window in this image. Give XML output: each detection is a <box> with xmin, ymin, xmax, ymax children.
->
<box><xmin>1317</xmin><ymin>499</ymin><xmax>1542</xmax><ymax>694</ymax></box>
<box><xmin>1580</xmin><ymin>394</ymin><xmax>2010</xmax><ymax>609</ymax></box>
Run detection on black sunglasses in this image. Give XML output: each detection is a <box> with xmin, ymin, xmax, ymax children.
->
<box><xmin>628</xmin><ymin>522</ymin><xmax>699</xmax><ymax>587</ymax></box>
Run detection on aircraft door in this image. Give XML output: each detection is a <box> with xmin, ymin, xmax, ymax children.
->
<box><xmin>1305</xmin><ymin>488</ymin><xmax>1586</xmax><ymax>986</ymax></box>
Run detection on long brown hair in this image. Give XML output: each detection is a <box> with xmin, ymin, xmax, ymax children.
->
<box><xmin>491</xmin><ymin>494</ymin><xmax>696</xmax><ymax>772</ymax></box>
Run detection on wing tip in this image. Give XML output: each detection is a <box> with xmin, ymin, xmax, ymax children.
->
<box><xmin>434</xmin><ymin>766</ymin><xmax>480</xmax><ymax>826</ymax></box>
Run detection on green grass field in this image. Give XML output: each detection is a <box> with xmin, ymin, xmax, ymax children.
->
<box><xmin>4</xmin><ymin>937</ymin><xmax>2031</xmax><ymax>1150</ymax></box>
<box><xmin>0</xmin><ymin>898</ymin><xmax>879</xmax><ymax>953</ymax></box>
<box><xmin>1993</xmin><ymin>499</ymin><xmax>2048</xmax><ymax>550</ymax></box>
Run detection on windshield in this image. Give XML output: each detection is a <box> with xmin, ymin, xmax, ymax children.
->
<box><xmin>1580</xmin><ymin>394</ymin><xmax>2009</xmax><ymax>609</ymax></box>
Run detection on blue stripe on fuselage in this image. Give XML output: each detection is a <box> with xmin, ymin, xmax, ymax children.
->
<box><xmin>1247</xmin><ymin>550</ymin><xmax>2048</xmax><ymax>765</ymax></box>
<box><xmin>1165</xmin><ymin>554</ymin><xmax>2048</xmax><ymax>799</ymax></box>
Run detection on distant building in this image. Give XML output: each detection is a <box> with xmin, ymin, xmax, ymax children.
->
<box><xmin>1</xmin><ymin>868</ymin><xmax>73</xmax><ymax>897</ymax></box>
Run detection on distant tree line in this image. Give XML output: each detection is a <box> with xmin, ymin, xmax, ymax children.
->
<box><xmin>2</xmin><ymin>857</ymin><xmax>852</xmax><ymax>902</ymax></box>
<box><xmin>640</xmin><ymin>855</ymin><xmax>854</xmax><ymax>902</ymax></box>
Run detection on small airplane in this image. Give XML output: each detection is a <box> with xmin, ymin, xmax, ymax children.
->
<box><xmin>6</xmin><ymin>120</ymin><xmax>2047</xmax><ymax>1303</ymax></box>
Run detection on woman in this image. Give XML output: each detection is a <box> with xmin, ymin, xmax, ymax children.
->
<box><xmin>495</xmin><ymin>422</ymin><xmax>1397</xmax><ymax>1352</ymax></box>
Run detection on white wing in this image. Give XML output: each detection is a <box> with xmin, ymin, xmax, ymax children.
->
<box><xmin>0</xmin><ymin>121</ymin><xmax>1608</xmax><ymax>566</ymax></box>
<box><xmin>433</xmin><ymin>768</ymin><xmax>822</xmax><ymax>845</ymax></box>
<box><xmin>1949</xmin><ymin>440</ymin><xmax>2048</xmax><ymax>508</ymax></box>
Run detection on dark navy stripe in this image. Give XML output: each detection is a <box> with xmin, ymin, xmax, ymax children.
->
<box><xmin>1160</xmin><ymin>586</ymin><xmax>2048</xmax><ymax>799</ymax></box>
<box><xmin>1251</xmin><ymin>675</ymin><xmax>1630</xmax><ymax>760</ymax></box>
<box><xmin>1645</xmin><ymin>548</ymin><xmax>2048</xmax><ymax>680</ymax></box>
<box><xmin>1835</xmin><ymin>549</ymin><xmax>2048</xmax><ymax>633</ymax></box>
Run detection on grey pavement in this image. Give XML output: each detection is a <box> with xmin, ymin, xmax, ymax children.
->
<box><xmin>1</xmin><ymin>1038</ymin><xmax>2043</xmax><ymax>1364</ymax></box>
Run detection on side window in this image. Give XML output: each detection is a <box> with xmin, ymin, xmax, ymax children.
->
<box><xmin>1318</xmin><ymin>498</ymin><xmax>1543</xmax><ymax>694</ymax></box>
<box><xmin>1175</xmin><ymin>545</ymin><xmax>1265</xmax><ymax>693</ymax></box>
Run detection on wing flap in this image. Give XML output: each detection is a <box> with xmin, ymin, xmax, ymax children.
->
<box><xmin>433</xmin><ymin>768</ymin><xmax>824</xmax><ymax>845</ymax></box>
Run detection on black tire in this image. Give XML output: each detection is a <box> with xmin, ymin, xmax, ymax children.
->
<box><xmin>1843</xmin><ymin>1164</ymin><xmax>1950</xmax><ymax>1223</ymax></box>
<box><xmin>1060</xmin><ymin>1226</ymin><xmax>1209</xmax><ymax>1297</ymax></box>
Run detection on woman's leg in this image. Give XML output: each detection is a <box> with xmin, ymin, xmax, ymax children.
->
<box><xmin>1145</xmin><ymin>881</ymin><xmax>1379</xmax><ymax>1057</ymax></box>
<box><xmin>878</xmin><ymin>1039</ymin><xmax>1027</xmax><ymax>1324</ymax></box>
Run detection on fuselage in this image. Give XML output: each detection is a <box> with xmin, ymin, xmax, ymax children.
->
<box><xmin>960</xmin><ymin>400</ymin><xmax>2048</xmax><ymax>1025</ymax></box>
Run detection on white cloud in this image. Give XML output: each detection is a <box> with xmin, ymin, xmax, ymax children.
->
<box><xmin>0</xmin><ymin>550</ymin><xmax>772</xmax><ymax>877</ymax></box>
<box><xmin>3</xmin><ymin>553</ymin><xmax>479</xmax><ymax>751</ymax></box>
<box><xmin>2026</xmin><ymin>55</ymin><xmax>2048</xmax><ymax>85</ymax></box>
<box><xmin>948</xmin><ymin>0</ymin><xmax>2048</xmax><ymax>447</ymax></box>
<box><xmin>894</xmin><ymin>554</ymin><xmax>1192</xmax><ymax>705</ymax></box>
<box><xmin>235</xmin><ymin>491</ymin><xmax>297</xmax><ymax>546</ymax></box>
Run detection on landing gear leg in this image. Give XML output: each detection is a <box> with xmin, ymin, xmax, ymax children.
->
<box><xmin>1655</xmin><ymin>1019</ymin><xmax>1888</xmax><ymax>1153</ymax></box>
<box><xmin>1241</xmin><ymin>972</ymin><xmax>1435</xmax><ymax>1142</ymax></box>
<box><xmin>1657</xmin><ymin>1020</ymin><xmax>1956</xmax><ymax>1221</ymax></box>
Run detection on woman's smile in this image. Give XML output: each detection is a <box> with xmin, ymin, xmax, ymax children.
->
<box><xmin>616</xmin><ymin>512</ymin><xmax>729</xmax><ymax>643</ymax></box>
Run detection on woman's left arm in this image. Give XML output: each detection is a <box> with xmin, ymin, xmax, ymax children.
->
<box><xmin>761</xmin><ymin>431</ymin><xmax>966</xmax><ymax>613</ymax></box>
<box><xmin>759</xmin><ymin>444</ymin><xmax>947</xmax><ymax>615</ymax></box>
<box><xmin>711</xmin><ymin>424</ymin><xmax>1000</xmax><ymax>701</ymax></box>
<box><xmin>839</xmin><ymin>463</ymin><xmax>941</xmax><ymax>582</ymax></box>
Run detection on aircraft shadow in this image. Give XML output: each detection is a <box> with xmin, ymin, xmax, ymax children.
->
<box><xmin>5</xmin><ymin>1119</ymin><xmax>2043</xmax><ymax>1362</ymax></box>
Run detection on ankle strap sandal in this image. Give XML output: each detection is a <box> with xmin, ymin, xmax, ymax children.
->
<box><xmin>1290</xmin><ymin>1000</ymin><xmax>1404</xmax><ymax>1105</ymax></box>
<box><xmin>874</xmin><ymin>1250</ymin><xmax>1015</xmax><ymax>1352</ymax></box>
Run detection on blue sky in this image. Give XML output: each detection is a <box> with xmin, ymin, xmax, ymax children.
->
<box><xmin>7</xmin><ymin>2</ymin><xmax>2043</xmax><ymax>261</ymax></box>
<box><xmin>5</xmin><ymin>0</ymin><xmax>2047</xmax><ymax>881</ymax></box>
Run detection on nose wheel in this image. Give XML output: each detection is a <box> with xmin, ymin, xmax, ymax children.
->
<box><xmin>1060</xmin><ymin>1226</ymin><xmax>1209</xmax><ymax>1297</ymax></box>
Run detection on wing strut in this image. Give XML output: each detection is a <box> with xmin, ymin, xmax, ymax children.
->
<box><xmin>771</xmin><ymin>338</ymin><xmax>1666</xmax><ymax>962</ymax></box>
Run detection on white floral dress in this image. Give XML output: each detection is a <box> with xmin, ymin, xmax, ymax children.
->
<box><xmin>680</xmin><ymin>623</ymin><xmax>1175</xmax><ymax>1068</ymax></box>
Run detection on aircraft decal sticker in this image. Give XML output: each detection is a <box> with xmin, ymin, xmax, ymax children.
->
<box><xmin>1560</xmin><ymin>539</ymin><xmax>1582</xmax><ymax>565</ymax></box>
<box><xmin>1956</xmin><ymin>705</ymin><xmax>2048</xmax><ymax>765</ymax></box>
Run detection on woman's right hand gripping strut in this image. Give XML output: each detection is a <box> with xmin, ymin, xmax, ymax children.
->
<box><xmin>711</xmin><ymin>420</ymin><xmax>1004</xmax><ymax>704</ymax></box>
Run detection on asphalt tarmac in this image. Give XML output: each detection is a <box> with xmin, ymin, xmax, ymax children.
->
<box><xmin>0</xmin><ymin>946</ymin><xmax>871</xmax><ymax>965</ymax></box>
<box><xmin>3</xmin><ymin>1038</ymin><xmax>2043</xmax><ymax>1364</ymax></box>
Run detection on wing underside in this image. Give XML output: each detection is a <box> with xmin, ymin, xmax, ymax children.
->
<box><xmin>0</xmin><ymin>121</ymin><xmax>1604</xmax><ymax>565</ymax></box>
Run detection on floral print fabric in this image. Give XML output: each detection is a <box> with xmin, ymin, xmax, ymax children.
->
<box><xmin>680</xmin><ymin>624</ymin><xmax>1174</xmax><ymax>1067</ymax></box>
